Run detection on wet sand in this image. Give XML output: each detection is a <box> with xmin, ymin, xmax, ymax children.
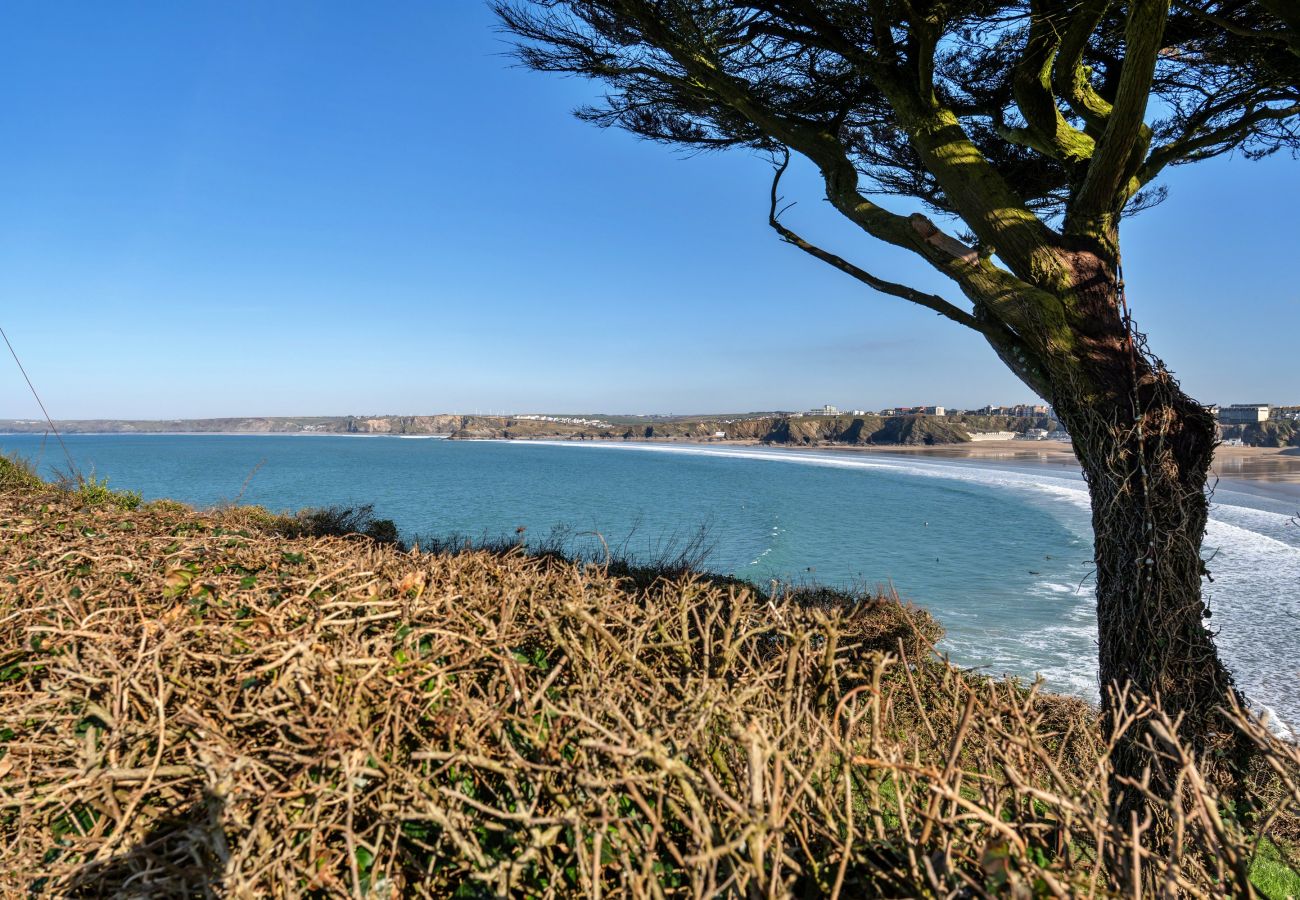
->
<box><xmin>772</xmin><ymin>440</ymin><xmax>1300</xmax><ymax>506</ymax></box>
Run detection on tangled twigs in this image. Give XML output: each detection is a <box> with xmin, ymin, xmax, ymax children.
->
<box><xmin>0</xmin><ymin>490</ymin><xmax>1295</xmax><ymax>897</ymax></box>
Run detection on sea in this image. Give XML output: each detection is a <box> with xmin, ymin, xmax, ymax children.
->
<box><xmin>4</xmin><ymin>433</ymin><xmax>1297</xmax><ymax>731</ymax></box>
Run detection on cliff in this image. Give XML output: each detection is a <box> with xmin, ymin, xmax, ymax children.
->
<box><xmin>1220</xmin><ymin>419</ymin><xmax>1300</xmax><ymax>448</ymax></box>
<box><xmin>445</xmin><ymin>413</ymin><xmax>1059</xmax><ymax>446</ymax></box>
<box><xmin>1</xmin><ymin>412</ymin><xmax>1060</xmax><ymax>446</ymax></box>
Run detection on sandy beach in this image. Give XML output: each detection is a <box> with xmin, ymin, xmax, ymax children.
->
<box><xmin>792</xmin><ymin>439</ymin><xmax>1296</xmax><ymax>477</ymax></box>
<box><xmin>763</xmin><ymin>439</ymin><xmax>1300</xmax><ymax>505</ymax></box>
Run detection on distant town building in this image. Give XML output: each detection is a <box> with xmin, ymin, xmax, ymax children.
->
<box><xmin>713</xmin><ymin>431</ymin><xmax>726</xmax><ymax>439</ymax></box>
<box><xmin>1217</xmin><ymin>404</ymin><xmax>1270</xmax><ymax>425</ymax></box>
<box><xmin>922</xmin><ymin>406</ymin><xmax>946</xmax><ymax>416</ymax></box>
<box><xmin>514</xmin><ymin>414</ymin><xmax>613</xmax><ymax>427</ymax></box>
<box><xmin>810</xmin><ymin>405</ymin><xmax>839</xmax><ymax>416</ymax></box>
<box><xmin>978</xmin><ymin>404</ymin><xmax>1049</xmax><ymax>417</ymax></box>
<box><xmin>1016</xmin><ymin>428</ymin><xmax>1051</xmax><ymax>440</ymax></box>
<box><xmin>849</xmin><ymin>409</ymin><xmax>867</xmax><ymax>416</ymax></box>
<box><xmin>968</xmin><ymin>431</ymin><xmax>1017</xmax><ymax>441</ymax></box>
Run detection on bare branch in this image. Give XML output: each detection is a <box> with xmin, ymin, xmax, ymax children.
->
<box><xmin>1138</xmin><ymin>101</ymin><xmax>1300</xmax><ymax>184</ymax></box>
<box><xmin>766</xmin><ymin>153</ymin><xmax>984</xmax><ymax>332</ymax></box>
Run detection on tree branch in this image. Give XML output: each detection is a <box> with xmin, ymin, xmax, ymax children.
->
<box><xmin>767</xmin><ymin>156</ymin><xmax>1054</xmax><ymax>395</ymax></box>
<box><xmin>1174</xmin><ymin>0</ymin><xmax>1299</xmax><ymax>56</ymax></box>
<box><xmin>1069</xmin><ymin>0</ymin><xmax>1170</xmax><ymax>244</ymax></box>
<box><xmin>1137</xmin><ymin>101</ymin><xmax>1300</xmax><ymax>185</ymax></box>
<box><xmin>1012</xmin><ymin>0</ymin><xmax>1097</xmax><ymax>166</ymax></box>
<box><xmin>1052</xmin><ymin>0</ymin><xmax>1115</xmax><ymax>135</ymax></box>
<box><xmin>684</xmin><ymin>0</ymin><xmax>1075</xmax><ymax>288</ymax></box>
<box><xmin>767</xmin><ymin>154</ymin><xmax>985</xmax><ymax>332</ymax></box>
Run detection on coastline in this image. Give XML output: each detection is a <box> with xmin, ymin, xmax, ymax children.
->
<box><xmin>510</xmin><ymin>436</ymin><xmax>1300</xmax><ymax>508</ymax></box>
<box><xmin>731</xmin><ymin>439</ymin><xmax>1300</xmax><ymax>505</ymax></box>
<box><xmin>7</xmin><ymin>430</ymin><xmax>1297</xmax><ymax>504</ymax></box>
<box><xmin>597</xmin><ymin>437</ymin><xmax>1300</xmax><ymax>482</ymax></box>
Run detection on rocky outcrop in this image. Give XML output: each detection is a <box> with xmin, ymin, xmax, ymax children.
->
<box><xmin>1220</xmin><ymin>420</ymin><xmax>1300</xmax><ymax>448</ymax></box>
<box><xmin>345</xmin><ymin>415</ymin><xmax>465</xmax><ymax>435</ymax></box>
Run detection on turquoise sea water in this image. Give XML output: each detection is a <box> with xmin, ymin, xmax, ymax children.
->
<box><xmin>4</xmin><ymin>433</ymin><xmax>1297</xmax><ymax>730</ymax></box>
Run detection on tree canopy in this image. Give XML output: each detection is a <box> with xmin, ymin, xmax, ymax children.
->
<box><xmin>497</xmin><ymin>1</ymin><xmax>1298</xmax><ymax>397</ymax></box>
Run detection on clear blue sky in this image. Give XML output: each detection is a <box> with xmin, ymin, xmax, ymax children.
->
<box><xmin>2</xmin><ymin>2</ymin><xmax>1296</xmax><ymax>419</ymax></box>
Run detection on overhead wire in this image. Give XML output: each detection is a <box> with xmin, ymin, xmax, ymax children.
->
<box><xmin>1</xmin><ymin>323</ymin><xmax>79</xmax><ymax>479</ymax></box>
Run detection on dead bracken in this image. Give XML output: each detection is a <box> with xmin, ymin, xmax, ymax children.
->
<box><xmin>0</xmin><ymin>483</ymin><xmax>1296</xmax><ymax>897</ymax></box>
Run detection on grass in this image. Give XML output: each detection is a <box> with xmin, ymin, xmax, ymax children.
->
<box><xmin>2</xmin><ymin>451</ymin><xmax>141</xmax><ymax>510</ymax></box>
<box><xmin>1253</xmin><ymin>838</ymin><xmax>1300</xmax><ymax>899</ymax></box>
<box><xmin>0</xmin><ymin>452</ymin><xmax>42</xmax><ymax>492</ymax></box>
<box><xmin>67</xmin><ymin>473</ymin><xmax>142</xmax><ymax>511</ymax></box>
<box><xmin>1</xmin><ymin>467</ymin><xmax>1297</xmax><ymax>897</ymax></box>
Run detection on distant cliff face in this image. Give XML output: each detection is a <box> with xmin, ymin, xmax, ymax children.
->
<box><xmin>345</xmin><ymin>415</ymin><xmax>465</xmax><ymax>435</ymax></box>
<box><xmin>441</xmin><ymin>412</ymin><xmax>1068</xmax><ymax>445</ymax></box>
<box><xmin>0</xmin><ymin>415</ymin><xmax>470</xmax><ymax>436</ymax></box>
<box><xmin>0</xmin><ymin>412</ymin><xmax>1061</xmax><ymax>445</ymax></box>
<box><xmin>1219</xmin><ymin>420</ymin><xmax>1300</xmax><ymax>448</ymax></box>
<box><xmin>439</xmin><ymin>414</ymin><xmax>1049</xmax><ymax>445</ymax></box>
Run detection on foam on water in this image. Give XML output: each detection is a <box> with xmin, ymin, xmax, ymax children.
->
<box><xmin>531</xmin><ymin>441</ymin><xmax>1299</xmax><ymax>729</ymax></box>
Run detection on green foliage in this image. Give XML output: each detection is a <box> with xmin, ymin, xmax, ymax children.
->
<box><xmin>1</xmin><ymin>453</ymin><xmax>145</xmax><ymax>510</ymax></box>
<box><xmin>0</xmin><ymin>452</ymin><xmax>43</xmax><ymax>492</ymax></box>
<box><xmin>279</xmin><ymin>504</ymin><xmax>403</xmax><ymax>547</ymax></box>
<box><xmin>1251</xmin><ymin>839</ymin><xmax>1300</xmax><ymax>899</ymax></box>
<box><xmin>70</xmin><ymin>475</ymin><xmax>141</xmax><ymax>511</ymax></box>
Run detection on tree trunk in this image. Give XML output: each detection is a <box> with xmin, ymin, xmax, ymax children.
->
<box><xmin>1043</xmin><ymin>250</ymin><xmax>1248</xmax><ymax>818</ymax></box>
<box><xmin>1062</xmin><ymin>381</ymin><xmax>1235</xmax><ymax>732</ymax></box>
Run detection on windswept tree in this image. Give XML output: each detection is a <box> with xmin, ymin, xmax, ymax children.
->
<box><xmin>496</xmin><ymin>0</ymin><xmax>1299</xmax><ymax>783</ymax></box>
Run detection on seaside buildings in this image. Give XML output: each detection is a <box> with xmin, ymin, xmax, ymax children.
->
<box><xmin>879</xmin><ymin>405</ymin><xmax>946</xmax><ymax>416</ymax></box>
<box><xmin>1216</xmin><ymin>404</ymin><xmax>1271</xmax><ymax>424</ymax></box>
<box><xmin>977</xmin><ymin>404</ymin><xmax>1050</xmax><ymax>417</ymax></box>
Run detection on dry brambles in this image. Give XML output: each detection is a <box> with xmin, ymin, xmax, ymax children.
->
<box><xmin>0</xmin><ymin>487</ymin><xmax>1296</xmax><ymax>897</ymax></box>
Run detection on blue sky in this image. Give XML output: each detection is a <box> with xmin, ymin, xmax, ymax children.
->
<box><xmin>1</xmin><ymin>2</ymin><xmax>1296</xmax><ymax>419</ymax></box>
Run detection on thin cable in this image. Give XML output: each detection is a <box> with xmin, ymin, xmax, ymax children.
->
<box><xmin>1</xmin><ymin>324</ymin><xmax>79</xmax><ymax>479</ymax></box>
